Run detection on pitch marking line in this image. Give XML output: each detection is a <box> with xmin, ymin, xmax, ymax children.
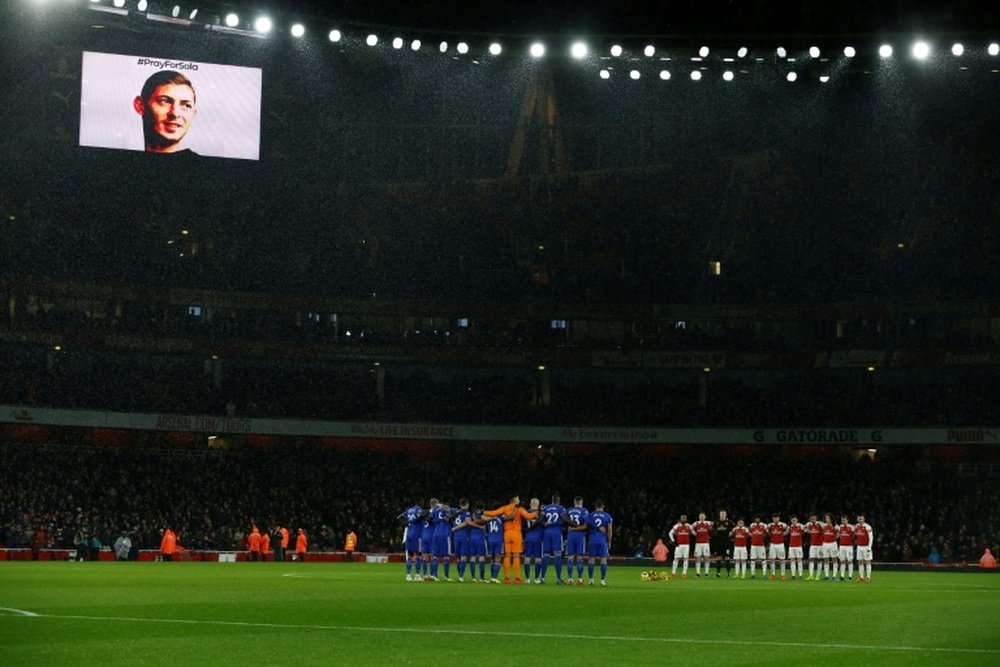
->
<box><xmin>0</xmin><ymin>607</ymin><xmax>39</xmax><ymax>617</ymax></box>
<box><xmin>4</xmin><ymin>611</ymin><xmax>997</xmax><ymax>655</ymax></box>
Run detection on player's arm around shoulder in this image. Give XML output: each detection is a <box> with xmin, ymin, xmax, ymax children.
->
<box><xmin>483</xmin><ymin>504</ymin><xmax>508</xmax><ymax>518</ymax></box>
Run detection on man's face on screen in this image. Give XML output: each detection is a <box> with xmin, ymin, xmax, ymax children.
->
<box><xmin>136</xmin><ymin>83</ymin><xmax>196</xmax><ymax>151</ymax></box>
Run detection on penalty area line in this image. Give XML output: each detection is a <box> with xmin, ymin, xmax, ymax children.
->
<box><xmin>6</xmin><ymin>611</ymin><xmax>999</xmax><ymax>655</ymax></box>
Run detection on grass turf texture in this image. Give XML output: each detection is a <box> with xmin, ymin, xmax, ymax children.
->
<box><xmin>1</xmin><ymin>563</ymin><xmax>998</xmax><ymax>666</ymax></box>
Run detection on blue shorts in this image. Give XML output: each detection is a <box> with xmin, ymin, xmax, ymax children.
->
<box><xmin>588</xmin><ymin>538</ymin><xmax>609</xmax><ymax>558</ymax></box>
<box><xmin>524</xmin><ymin>538</ymin><xmax>542</xmax><ymax>559</ymax></box>
<box><xmin>469</xmin><ymin>535</ymin><xmax>487</xmax><ymax>557</ymax></box>
<box><xmin>488</xmin><ymin>537</ymin><xmax>504</xmax><ymax>558</ymax></box>
<box><xmin>453</xmin><ymin>534</ymin><xmax>469</xmax><ymax>558</ymax></box>
<box><xmin>566</xmin><ymin>533</ymin><xmax>586</xmax><ymax>557</ymax></box>
<box><xmin>404</xmin><ymin>528</ymin><xmax>421</xmax><ymax>554</ymax></box>
<box><xmin>543</xmin><ymin>529</ymin><xmax>564</xmax><ymax>556</ymax></box>
<box><xmin>432</xmin><ymin>533</ymin><xmax>451</xmax><ymax>558</ymax></box>
<box><xmin>420</xmin><ymin>529</ymin><xmax>434</xmax><ymax>553</ymax></box>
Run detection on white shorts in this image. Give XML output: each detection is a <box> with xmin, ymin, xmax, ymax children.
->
<box><xmin>823</xmin><ymin>543</ymin><xmax>838</xmax><ymax>559</ymax></box>
<box><xmin>809</xmin><ymin>545</ymin><xmax>824</xmax><ymax>559</ymax></box>
<box><xmin>838</xmin><ymin>546</ymin><xmax>854</xmax><ymax>562</ymax></box>
<box><xmin>856</xmin><ymin>546</ymin><xmax>873</xmax><ymax>562</ymax></box>
<box><xmin>768</xmin><ymin>544</ymin><xmax>786</xmax><ymax>560</ymax></box>
<box><xmin>733</xmin><ymin>547</ymin><xmax>748</xmax><ymax>560</ymax></box>
<box><xmin>674</xmin><ymin>544</ymin><xmax>690</xmax><ymax>559</ymax></box>
<box><xmin>694</xmin><ymin>543</ymin><xmax>711</xmax><ymax>558</ymax></box>
<box><xmin>788</xmin><ymin>547</ymin><xmax>804</xmax><ymax>560</ymax></box>
<box><xmin>750</xmin><ymin>545</ymin><xmax>766</xmax><ymax>560</ymax></box>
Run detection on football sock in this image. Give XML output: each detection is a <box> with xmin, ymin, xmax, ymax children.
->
<box><xmin>555</xmin><ymin>555</ymin><xmax>564</xmax><ymax>580</ymax></box>
<box><xmin>600</xmin><ymin>562</ymin><xmax>607</xmax><ymax>580</ymax></box>
<box><xmin>512</xmin><ymin>554</ymin><xmax>521</xmax><ymax>578</ymax></box>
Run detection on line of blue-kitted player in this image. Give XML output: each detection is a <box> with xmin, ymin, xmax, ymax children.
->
<box><xmin>397</xmin><ymin>494</ymin><xmax>614</xmax><ymax>585</ymax></box>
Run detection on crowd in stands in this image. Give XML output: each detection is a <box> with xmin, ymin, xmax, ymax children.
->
<box><xmin>3</xmin><ymin>346</ymin><xmax>1000</xmax><ymax>428</ymax></box>
<box><xmin>2</xmin><ymin>440</ymin><xmax>997</xmax><ymax>565</ymax></box>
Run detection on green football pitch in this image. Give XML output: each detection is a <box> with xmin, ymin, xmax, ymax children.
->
<box><xmin>1</xmin><ymin>562</ymin><xmax>998</xmax><ymax>666</ymax></box>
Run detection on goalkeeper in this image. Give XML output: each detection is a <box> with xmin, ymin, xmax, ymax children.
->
<box><xmin>712</xmin><ymin>510</ymin><xmax>734</xmax><ymax>578</ymax></box>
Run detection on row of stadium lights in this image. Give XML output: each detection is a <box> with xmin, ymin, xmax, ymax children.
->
<box><xmin>90</xmin><ymin>3</ymin><xmax>1000</xmax><ymax>70</ymax></box>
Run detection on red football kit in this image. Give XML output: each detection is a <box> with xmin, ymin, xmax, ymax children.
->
<box><xmin>693</xmin><ymin>521</ymin><xmax>712</xmax><ymax>544</ymax></box>
<box><xmin>788</xmin><ymin>524</ymin><xmax>804</xmax><ymax>548</ymax></box>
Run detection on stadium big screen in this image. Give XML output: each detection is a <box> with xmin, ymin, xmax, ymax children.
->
<box><xmin>80</xmin><ymin>51</ymin><xmax>262</xmax><ymax>159</ymax></box>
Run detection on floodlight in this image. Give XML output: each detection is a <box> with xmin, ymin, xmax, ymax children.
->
<box><xmin>411</xmin><ymin>39</ymin><xmax>421</xmax><ymax>50</ymax></box>
<box><xmin>659</xmin><ymin>70</ymin><xmax>671</xmax><ymax>80</ymax></box>
<box><xmin>786</xmin><ymin>71</ymin><xmax>797</xmax><ymax>81</ymax></box>
<box><xmin>599</xmin><ymin>69</ymin><xmax>610</xmax><ymax>79</ymax></box>
<box><xmin>457</xmin><ymin>42</ymin><xmax>469</xmax><ymax>54</ymax></box>
<box><xmin>879</xmin><ymin>44</ymin><xmax>893</xmax><ymax>58</ymax></box>
<box><xmin>224</xmin><ymin>13</ymin><xmax>238</xmax><ymax>27</ymax></box>
<box><xmin>138</xmin><ymin>0</ymin><xmax>149</xmax><ymax>11</ymax></box>
<box><xmin>723</xmin><ymin>70</ymin><xmax>734</xmax><ymax>81</ymax></box>
<box><xmin>690</xmin><ymin>70</ymin><xmax>702</xmax><ymax>80</ymax></box>
<box><xmin>291</xmin><ymin>24</ymin><xmax>305</xmax><ymax>38</ymax></box>
<box><xmin>776</xmin><ymin>46</ymin><xmax>787</xmax><ymax>58</ymax></box>
<box><xmin>699</xmin><ymin>46</ymin><xmax>710</xmax><ymax>57</ymax></box>
<box><xmin>990</xmin><ymin>43</ymin><xmax>1000</xmax><ymax>56</ymax></box>
<box><xmin>844</xmin><ymin>46</ymin><xmax>856</xmax><ymax>57</ymax></box>
<box><xmin>489</xmin><ymin>42</ymin><xmax>502</xmax><ymax>55</ymax></box>
<box><xmin>737</xmin><ymin>47</ymin><xmax>748</xmax><ymax>58</ymax></box>
<box><xmin>809</xmin><ymin>46</ymin><xmax>820</xmax><ymax>58</ymax></box>
<box><xmin>366</xmin><ymin>34</ymin><xmax>378</xmax><ymax>46</ymax></box>
<box><xmin>392</xmin><ymin>37</ymin><xmax>403</xmax><ymax>49</ymax></box>
<box><xmin>610</xmin><ymin>45</ymin><xmax>623</xmax><ymax>57</ymax></box>
<box><xmin>254</xmin><ymin>16</ymin><xmax>272</xmax><ymax>33</ymax></box>
<box><xmin>571</xmin><ymin>41</ymin><xmax>588</xmax><ymax>59</ymax></box>
<box><xmin>171</xmin><ymin>5</ymin><xmax>179</xmax><ymax>17</ymax></box>
<box><xmin>629</xmin><ymin>70</ymin><xmax>640</xmax><ymax>79</ymax></box>
<box><xmin>530</xmin><ymin>42</ymin><xmax>545</xmax><ymax>58</ymax></box>
<box><xmin>951</xmin><ymin>43</ymin><xmax>963</xmax><ymax>56</ymax></box>
<box><xmin>328</xmin><ymin>29</ymin><xmax>342</xmax><ymax>42</ymax></box>
<box><xmin>188</xmin><ymin>8</ymin><xmax>197</xmax><ymax>19</ymax></box>
<box><xmin>113</xmin><ymin>0</ymin><xmax>125</xmax><ymax>7</ymax></box>
<box><xmin>819</xmin><ymin>75</ymin><xmax>830</xmax><ymax>82</ymax></box>
<box><xmin>439</xmin><ymin>41</ymin><xmax>448</xmax><ymax>53</ymax></box>
<box><xmin>912</xmin><ymin>41</ymin><xmax>930</xmax><ymax>60</ymax></box>
<box><xmin>644</xmin><ymin>45</ymin><xmax>655</xmax><ymax>57</ymax></box>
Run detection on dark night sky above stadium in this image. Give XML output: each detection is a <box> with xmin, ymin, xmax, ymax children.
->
<box><xmin>264</xmin><ymin>0</ymin><xmax>997</xmax><ymax>37</ymax></box>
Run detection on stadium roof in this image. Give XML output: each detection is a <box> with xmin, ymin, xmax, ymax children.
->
<box><xmin>265</xmin><ymin>0</ymin><xmax>997</xmax><ymax>37</ymax></box>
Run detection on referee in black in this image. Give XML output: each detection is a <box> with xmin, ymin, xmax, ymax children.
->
<box><xmin>712</xmin><ymin>510</ymin><xmax>734</xmax><ymax>577</ymax></box>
